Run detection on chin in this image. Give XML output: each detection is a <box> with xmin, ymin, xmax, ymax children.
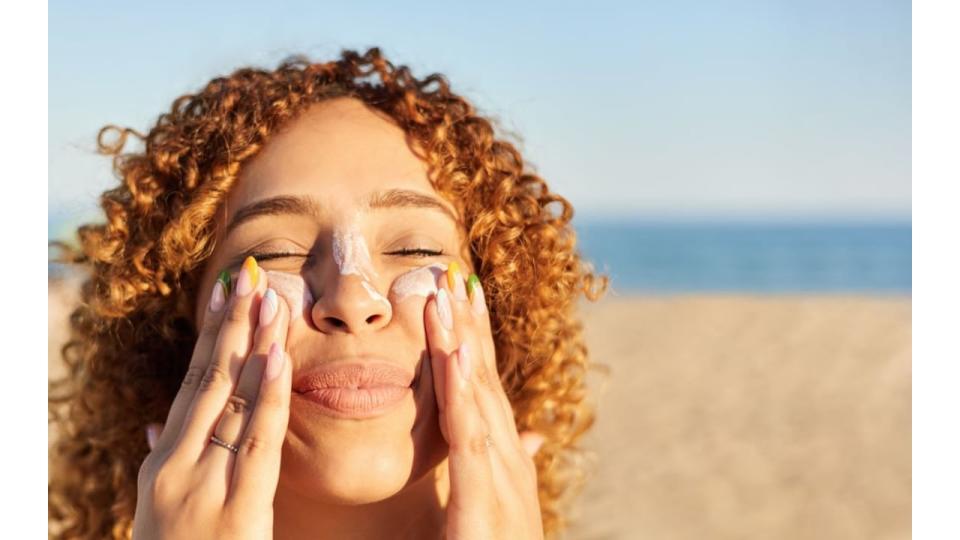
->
<box><xmin>278</xmin><ymin>381</ymin><xmax>447</xmax><ymax>505</ymax></box>
<box><xmin>282</xmin><ymin>440</ymin><xmax>416</xmax><ymax>504</ymax></box>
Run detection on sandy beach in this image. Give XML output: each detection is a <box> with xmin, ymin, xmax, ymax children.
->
<box><xmin>48</xmin><ymin>281</ymin><xmax>911</xmax><ymax>539</ymax></box>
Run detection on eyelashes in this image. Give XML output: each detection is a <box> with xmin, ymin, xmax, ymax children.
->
<box><xmin>386</xmin><ymin>248</ymin><xmax>444</xmax><ymax>258</ymax></box>
<box><xmin>249</xmin><ymin>248</ymin><xmax>443</xmax><ymax>263</ymax></box>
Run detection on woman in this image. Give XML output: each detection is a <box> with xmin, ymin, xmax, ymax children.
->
<box><xmin>49</xmin><ymin>47</ymin><xmax>607</xmax><ymax>539</ymax></box>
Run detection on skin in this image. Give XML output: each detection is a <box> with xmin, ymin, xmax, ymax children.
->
<box><xmin>133</xmin><ymin>97</ymin><xmax>545</xmax><ymax>539</ymax></box>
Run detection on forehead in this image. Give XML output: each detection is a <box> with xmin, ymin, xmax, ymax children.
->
<box><xmin>224</xmin><ymin>97</ymin><xmax>438</xmax><ymax>219</ymax></box>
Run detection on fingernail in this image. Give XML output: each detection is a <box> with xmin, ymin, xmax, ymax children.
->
<box><xmin>236</xmin><ymin>256</ymin><xmax>259</xmax><ymax>296</ymax></box>
<box><xmin>209</xmin><ymin>278</ymin><xmax>227</xmax><ymax>313</ymax></box>
<box><xmin>523</xmin><ymin>433</ymin><xmax>546</xmax><ymax>456</ymax></box>
<box><xmin>436</xmin><ymin>288</ymin><xmax>454</xmax><ymax>331</ymax></box>
<box><xmin>468</xmin><ymin>276</ymin><xmax>487</xmax><ymax>315</ymax></box>
<box><xmin>264</xmin><ymin>342</ymin><xmax>284</xmax><ymax>381</ymax></box>
<box><xmin>447</xmin><ymin>261</ymin><xmax>467</xmax><ymax>301</ymax></box>
<box><xmin>218</xmin><ymin>270</ymin><xmax>232</xmax><ymax>293</ymax></box>
<box><xmin>457</xmin><ymin>342</ymin><xmax>472</xmax><ymax>381</ymax></box>
<box><xmin>260</xmin><ymin>288</ymin><xmax>278</xmax><ymax>326</ymax></box>
<box><xmin>466</xmin><ymin>273</ymin><xmax>480</xmax><ymax>299</ymax></box>
<box><xmin>145</xmin><ymin>424</ymin><xmax>160</xmax><ymax>450</ymax></box>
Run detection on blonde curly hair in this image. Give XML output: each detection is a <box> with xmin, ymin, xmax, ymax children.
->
<box><xmin>49</xmin><ymin>46</ymin><xmax>608</xmax><ymax>539</ymax></box>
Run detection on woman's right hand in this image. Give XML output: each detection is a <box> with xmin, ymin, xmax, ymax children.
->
<box><xmin>133</xmin><ymin>257</ymin><xmax>292</xmax><ymax>540</ymax></box>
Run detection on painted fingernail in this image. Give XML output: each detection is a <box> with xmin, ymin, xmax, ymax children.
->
<box><xmin>236</xmin><ymin>256</ymin><xmax>259</xmax><ymax>296</ymax></box>
<box><xmin>209</xmin><ymin>276</ymin><xmax>227</xmax><ymax>313</ymax></box>
<box><xmin>447</xmin><ymin>261</ymin><xmax>468</xmax><ymax>301</ymax></box>
<box><xmin>522</xmin><ymin>432</ymin><xmax>546</xmax><ymax>456</ymax></box>
<box><xmin>436</xmin><ymin>288</ymin><xmax>454</xmax><ymax>331</ymax></box>
<box><xmin>145</xmin><ymin>424</ymin><xmax>160</xmax><ymax>450</ymax></box>
<box><xmin>260</xmin><ymin>288</ymin><xmax>278</xmax><ymax>326</ymax></box>
<box><xmin>466</xmin><ymin>273</ymin><xmax>479</xmax><ymax>298</ymax></box>
<box><xmin>264</xmin><ymin>342</ymin><xmax>284</xmax><ymax>381</ymax></box>
<box><xmin>470</xmin><ymin>281</ymin><xmax>487</xmax><ymax>316</ymax></box>
<box><xmin>457</xmin><ymin>342</ymin><xmax>472</xmax><ymax>381</ymax></box>
<box><xmin>217</xmin><ymin>270</ymin><xmax>232</xmax><ymax>294</ymax></box>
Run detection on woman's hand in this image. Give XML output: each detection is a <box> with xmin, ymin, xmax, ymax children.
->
<box><xmin>425</xmin><ymin>262</ymin><xmax>546</xmax><ymax>540</ymax></box>
<box><xmin>134</xmin><ymin>257</ymin><xmax>292</xmax><ymax>540</ymax></box>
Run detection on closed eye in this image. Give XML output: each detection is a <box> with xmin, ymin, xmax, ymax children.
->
<box><xmin>251</xmin><ymin>251</ymin><xmax>309</xmax><ymax>262</ymax></box>
<box><xmin>249</xmin><ymin>248</ymin><xmax>443</xmax><ymax>263</ymax></box>
<box><xmin>386</xmin><ymin>248</ymin><xmax>444</xmax><ymax>258</ymax></box>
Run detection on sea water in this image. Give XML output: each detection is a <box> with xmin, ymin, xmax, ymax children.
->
<box><xmin>574</xmin><ymin>220</ymin><xmax>911</xmax><ymax>294</ymax></box>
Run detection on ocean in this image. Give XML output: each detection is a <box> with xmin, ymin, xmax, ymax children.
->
<box><xmin>574</xmin><ymin>220</ymin><xmax>911</xmax><ymax>294</ymax></box>
<box><xmin>49</xmin><ymin>213</ymin><xmax>911</xmax><ymax>294</ymax></box>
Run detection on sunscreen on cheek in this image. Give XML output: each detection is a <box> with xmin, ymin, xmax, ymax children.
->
<box><xmin>389</xmin><ymin>263</ymin><xmax>448</xmax><ymax>301</ymax></box>
<box><xmin>264</xmin><ymin>270</ymin><xmax>314</xmax><ymax>320</ymax></box>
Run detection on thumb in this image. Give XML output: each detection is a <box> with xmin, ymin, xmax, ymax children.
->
<box><xmin>519</xmin><ymin>431</ymin><xmax>545</xmax><ymax>457</ymax></box>
<box><xmin>145</xmin><ymin>422</ymin><xmax>164</xmax><ymax>450</ymax></box>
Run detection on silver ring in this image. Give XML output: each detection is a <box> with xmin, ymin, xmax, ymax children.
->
<box><xmin>484</xmin><ymin>434</ymin><xmax>494</xmax><ymax>448</ymax></box>
<box><xmin>210</xmin><ymin>435</ymin><xmax>239</xmax><ymax>454</ymax></box>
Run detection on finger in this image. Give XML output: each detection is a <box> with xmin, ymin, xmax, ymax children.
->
<box><xmin>444</xmin><ymin>344</ymin><xmax>496</xmax><ymax>517</ymax></box>
<box><xmin>174</xmin><ymin>256</ymin><xmax>267</xmax><ymax>461</ymax></box>
<box><xmin>424</xmin><ymin>287</ymin><xmax>456</xmax><ymax>441</ymax></box>
<box><xmin>152</xmin><ymin>268</ymin><xmax>233</xmax><ymax>453</ymax></box>
<box><xmin>465</xmin><ymin>273</ymin><xmax>497</xmax><ymax>382</ymax></box>
<box><xmin>445</xmin><ymin>266</ymin><xmax>523</xmax><ymax>453</ymax></box>
<box><xmin>202</xmin><ymin>286</ymin><xmax>290</xmax><ymax>471</ymax></box>
<box><xmin>227</xmin><ymin>345</ymin><xmax>292</xmax><ymax>510</ymax></box>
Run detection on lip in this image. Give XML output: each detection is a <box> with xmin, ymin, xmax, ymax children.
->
<box><xmin>292</xmin><ymin>359</ymin><xmax>417</xmax><ymax>419</ymax></box>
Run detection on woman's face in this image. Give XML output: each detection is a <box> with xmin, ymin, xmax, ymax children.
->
<box><xmin>193</xmin><ymin>97</ymin><xmax>466</xmax><ymax>505</ymax></box>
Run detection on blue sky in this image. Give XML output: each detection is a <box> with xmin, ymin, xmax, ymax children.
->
<box><xmin>49</xmin><ymin>0</ymin><xmax>911</xmax><ymax>223</ymax></box>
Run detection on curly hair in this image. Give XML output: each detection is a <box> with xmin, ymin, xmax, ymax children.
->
<box><xmin>48</xmin><ymin>46</ymin><xmax>608</xmax><ymax>539</ymax></box>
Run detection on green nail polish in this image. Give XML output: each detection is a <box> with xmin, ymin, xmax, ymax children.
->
<box><xmin>217</xmin><ymin>270</ymin><xmax>232</xmax><ymax>294</ymax></box>
<box><xmin>466</xmin><ymin>274</ymin><xmax>480</xmax><ymax>298</ymax></box>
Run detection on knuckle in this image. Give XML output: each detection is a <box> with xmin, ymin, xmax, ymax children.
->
<box><xmin>476</xmin><ymin>363</ymin><xmax>502</xmax><ymax>394</ymax></box>
<box><xmin>225</xmin><ymin>393</ymin><xmax>254</xmax><ymax>415</ymax></box>
<box><xmin>238</xmin><ymin>434</ymin><xmax>271</xmax><ymax>456</ymax></box>
<box><xmin>223</xmin><ymin>299</ymin><xmax>251</xmax><ymax>325</ymax></box>
<box><xmin>198</xmin><ymin>363</ymin><xmax>230</xmax><ymax>393</ymax></box>
<box><xmin>149</xmin><ymin>464</ymin><xmax>177</xmax><ymax>505</ymax></box>
<box><xmin>180</xmin><ymin>365</ymin><xmax>206</xmax><ymax>391</ymax></box>
<box><xmin>256</xmin><ymin>389</ymin><xmax>282</xmax><ymax>411</ymax></box>
<box><xmin>461</xmin><ymin>434</ymin><xmax>489</xmax><ymax>457</ymax></box>
<box><xmin>198</xmin><ymin>315</ymin><xmax>222</xmax><ymax>341</ymax></box>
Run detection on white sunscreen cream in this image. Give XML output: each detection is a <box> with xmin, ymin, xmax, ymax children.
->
<box><xmin>264</xmin><ymin>270</ymin><xmax>314</xmax><ymax>320</ymax></box>
<box><xmin>331</xmin><ymin>216</ymin><xmax>392</xmax><ymax>315</ymax></box>
<box><xmin>389</xmin><ymin>263</ymin><xmax>448</xmax><ymax>301</ymax></box>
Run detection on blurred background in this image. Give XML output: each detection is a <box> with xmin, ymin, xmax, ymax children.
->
<box><xmin>48</xmin><ymin>1</ymin><xmax>911</xmax><ymax>538</ymax></box>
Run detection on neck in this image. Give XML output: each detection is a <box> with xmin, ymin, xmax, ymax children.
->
<box><xmin>273</xmin><ymin>459</ymin><xmax>450</xmax><ymax>540</ymax></box>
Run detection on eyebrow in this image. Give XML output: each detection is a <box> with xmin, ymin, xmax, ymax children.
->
<box><xmin>225</xmin><ymin>188</ymin><xmax>457</xmax><ymax>235</ymax></box>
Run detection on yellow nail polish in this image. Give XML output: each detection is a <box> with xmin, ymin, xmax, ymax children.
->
<box><xmin>243</xmin><ymin>256</ymin><xmax>259</xmax><ymax>287</ymax></box>
<box><xmin>447</xmin><ymin>261</ymin><xmax>461</xmax><ymax>290</ymax></box>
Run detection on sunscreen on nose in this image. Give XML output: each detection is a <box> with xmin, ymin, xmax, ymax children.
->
<box><xmin>331</xmin><ymin>218</ymin><xmax>391</xmax><ymax>314</ymax></box>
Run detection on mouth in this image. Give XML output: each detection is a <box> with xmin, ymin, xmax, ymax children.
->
<box><xmin>291</xmin><ymin>358</ymin><xmax>420</xmax><ymax>419</ymax></box>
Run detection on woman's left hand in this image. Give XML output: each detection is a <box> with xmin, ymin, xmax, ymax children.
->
<box><xmin>424</xmin><ymin>262</ymin><xmax>546</xmax><ymax>540</ymax></box>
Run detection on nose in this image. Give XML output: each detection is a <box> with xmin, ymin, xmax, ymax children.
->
<box><xmin>310</xmin><ymin>273</ymin><xmax>392</xmax><ymax>334</ymax></box>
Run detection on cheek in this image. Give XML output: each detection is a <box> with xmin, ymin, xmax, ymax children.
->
<box><xmin>388</xmin><ymin>263</ymin><xmax>447</xmax><ymax>302</ymax></box>
<box><xmin>262</xmin><ymin>263</ymin><xmax>448</xmax><ymax>326</ymax></box>
<box><xmin>264</xmin><ymin>270</ymin><xmax>314</xmax><ymax>321</ymax></box>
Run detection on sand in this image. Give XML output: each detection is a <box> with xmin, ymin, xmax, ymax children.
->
<box><xmin>48</xmin><ymin>281</ymin><xmax>911</xmax><ymax>539</ymax></box>
<box><xmin>568</xmin><ymin>294</ymin><xmax>911</xmax><ymax>540</ymax></box>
